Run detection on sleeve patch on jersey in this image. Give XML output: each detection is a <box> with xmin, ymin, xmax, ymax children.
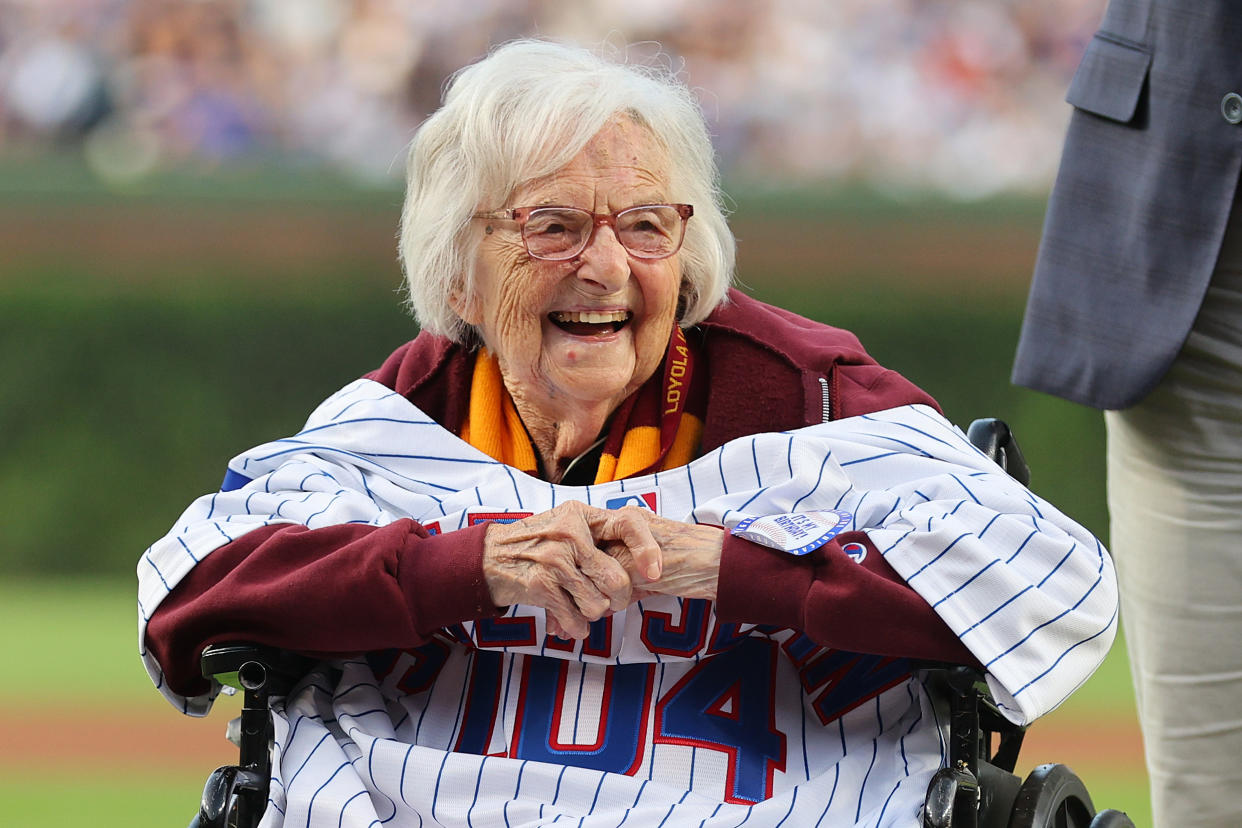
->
<box><xmin>730</xmin><ymin>510</ymin><xmax>852</xmax><ymax>556</ymax></box>
<box><xmin>220</xmin><ymin>467</ymin><xmax>253</xmax><ymax>492</ymax></box>
<box><xmin>841</xmin><ymin>541</ymin><xmax>867</xmax><ymax>563</ymax></box>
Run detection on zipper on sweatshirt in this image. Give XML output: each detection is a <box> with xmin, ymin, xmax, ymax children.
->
<box><xmin>818</xmin><ymin>375</ymin><xmax>832</xmax><ymax>422</ymax></box>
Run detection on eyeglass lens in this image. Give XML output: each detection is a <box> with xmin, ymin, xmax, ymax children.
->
<box><xmin>522</xmin><ymin>206</ymin><xmax>686</xmax><ymax>260</ymax></box>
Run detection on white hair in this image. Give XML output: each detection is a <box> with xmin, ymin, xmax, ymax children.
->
<box><xmin>398</xmin><ymin>39</ymin><xmax>736</xmax><ymax>342</ymax></box>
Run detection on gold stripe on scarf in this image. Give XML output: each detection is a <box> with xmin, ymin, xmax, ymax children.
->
<box><xmin>461</xmin><ymin>328</ymin><xmax>702</xmax><ymax>484</ymax></box>
<box><xmin>459</xmin><ymin>347</ymin><xmax>538</xmax><ymax>475</ymax></box>
<box><xmin>596</xmin><ymin>414</ymin><xmax>702</xmax><ymax>483</ymax></box>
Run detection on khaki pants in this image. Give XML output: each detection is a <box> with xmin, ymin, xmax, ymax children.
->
<box><xmin>1106</xmin><ymin>203</ymin><xmax>1242</xmax><ymax>827</ymax></box>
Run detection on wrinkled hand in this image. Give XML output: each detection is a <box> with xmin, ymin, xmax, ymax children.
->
<box><xmin>482</xmin><ymin>501</ymin><xmax>663</xmax><ymax>640</ymax></box>
<box><xmin>604</xmin><ymin>512</ymin><xmax>724</xmax><ymax>604</ymax></box>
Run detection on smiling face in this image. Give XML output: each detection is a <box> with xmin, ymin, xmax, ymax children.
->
<box><xmin>457</xmin><ymin>118</ymin><xmax>683</xmax><ymax>429</ymax></box>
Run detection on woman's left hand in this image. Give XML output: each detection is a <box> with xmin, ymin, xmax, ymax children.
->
<box><xmin>605</xmin><ymin>512</ymin><xmax>724</xmax><ymax>602</ymax></box>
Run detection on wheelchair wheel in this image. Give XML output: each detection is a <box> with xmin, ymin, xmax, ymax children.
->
<box><xmin>1007</xmin><ymin>763</ymin><xmax>1095</xmax><ymax>828</ymax></box>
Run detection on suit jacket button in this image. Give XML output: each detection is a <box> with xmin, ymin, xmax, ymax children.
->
<box><xmin>1223</xmin><ymin>92</ymin><xmax>1242</xmax><ymax>124</ymax></box>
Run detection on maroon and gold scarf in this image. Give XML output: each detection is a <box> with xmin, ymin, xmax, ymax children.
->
<box><xmin>460</xmin><ymin>326</ymin><xmax>705</xmax><ymax>483</ymax></box>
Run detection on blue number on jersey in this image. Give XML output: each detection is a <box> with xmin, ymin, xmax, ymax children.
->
<box><xmin>655</xmin><ymin>637</ymin><xmax>787</xmax><ymax>804</ymax></box>
<box><xmin>513</xmin><ymin>659</ymin><xmax>655</xmax><ymax>774</ymax></box>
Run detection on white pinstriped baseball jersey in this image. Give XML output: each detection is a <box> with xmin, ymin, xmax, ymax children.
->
<box><xmin>138</xmin><ymin>378</ymin><xmax>1118</xmax><ymax>827</ymax></box>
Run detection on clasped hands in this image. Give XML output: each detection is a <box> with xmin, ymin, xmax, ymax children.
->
<box><xmin>481</xmin><ymin>500</ymin><xmax>723</xmax><ymax>640</ymax></box>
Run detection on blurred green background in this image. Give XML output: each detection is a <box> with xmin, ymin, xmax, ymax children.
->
<box><xmin>0</xmin><ymin>165</ymin><xmax>1106</xmax><ymax>577</ymax></box>
<box><xmin>0</xmin><ymin>164</ymin><xmax>1145</xmax><ymax>825</ymax></box>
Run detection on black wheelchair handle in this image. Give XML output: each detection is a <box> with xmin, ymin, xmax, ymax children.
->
<box><xmin>967</xmin><ymin>418</ymin><xmax>1031</xmax><ymax>487</ymax></box>
<box><xmin>201</xmin><ymin>642</ymin><xmax>314</xmax><ymax>694</ymax></box>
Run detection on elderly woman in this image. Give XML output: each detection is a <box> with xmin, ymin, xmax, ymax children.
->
<box><xmin>139</xmin><ymin>40</ymin><xmax>1117</xmax><ymax>828</ymax></box>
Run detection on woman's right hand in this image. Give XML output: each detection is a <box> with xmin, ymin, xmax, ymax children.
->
<box><xmin>481</xmin><ymin>501</ymin><xmax>663</xmax><ymax>639</ymax></box>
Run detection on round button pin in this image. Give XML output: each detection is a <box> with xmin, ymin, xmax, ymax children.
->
<box><xmin>1223</xmin><ymin>92</ymin><xmax>1242</xmax><ymax>124</ymax></box>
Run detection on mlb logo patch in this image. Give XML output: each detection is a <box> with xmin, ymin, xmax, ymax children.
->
<box><xmin>605</xmin><ymin>491</ymin><xmax>659</xmax><ymax>512</ymax></box>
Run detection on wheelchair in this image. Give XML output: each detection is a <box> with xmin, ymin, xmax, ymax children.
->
<box><xmin>187</xmin><ymin>419</ymin><xmax>1137</xmax><ymax>828</ymax></box>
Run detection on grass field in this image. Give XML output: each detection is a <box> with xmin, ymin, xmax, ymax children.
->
<box><xmin>0</xmin><ymin>579</ymin><xmax>242</xmax><ymax>827</ymax></box>
<box><xmin>0</xmin><ymin>578</ymin><xmax>1151</xmax><ymax>827</ymax></box>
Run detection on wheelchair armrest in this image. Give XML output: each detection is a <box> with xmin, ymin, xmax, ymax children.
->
<box><xmin>200</xmin><ymin>642</ymin><xmax>314</xmax><ymax>697</ymax></box>
<box><xmin>915</xmin><ymin>661</ymin><xmax>1027</xmax><ymax>775</ymax></box>
<box><xmin>193</xmin><ymin>644</ymin><xmax>316</xmax><ymax>828</ymax></box>
<box><xmin>199</xmin><ymin>644</ymin><xmax>314</xmax><ymax>780</ymax></box>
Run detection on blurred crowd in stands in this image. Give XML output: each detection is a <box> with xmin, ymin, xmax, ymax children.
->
<box><xmin>0</xmin><ymin>0</ymin><xmax>1104</xmax><ymax>197</ymax></box>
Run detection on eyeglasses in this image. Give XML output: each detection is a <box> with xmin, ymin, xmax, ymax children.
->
<box><xmin>472</xmin><ymin>203</ymin><xmax>693</xmax><ymax>261</ymax></box>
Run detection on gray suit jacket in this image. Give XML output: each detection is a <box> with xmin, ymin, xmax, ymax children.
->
<box><xmin>1012</xmin><ymin>0</ymin><xmax>1242</xmax><ymax>410</ymax></box>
